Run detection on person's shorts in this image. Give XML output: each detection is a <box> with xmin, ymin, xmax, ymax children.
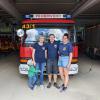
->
<box><xmin>58</xmin><ymin>56</ymin><xmax>69</xmax><ymax>68</ymax></box>
<box><xmin>47</xmin><ymin>59</ymin><xmax>58</xmax><ymax>74</ymax></box>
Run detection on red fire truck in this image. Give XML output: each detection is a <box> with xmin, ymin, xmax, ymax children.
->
<box><xmin>17</xmin><ymin>14</ymin><xmax>78</xmax><ymax>75</ymax></box>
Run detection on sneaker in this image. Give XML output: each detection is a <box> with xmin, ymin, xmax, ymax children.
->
<box><xmin>60</xmin><ymin>84</ymin><xmax>64</xmax><ymax>88</ymax></box>
<box><xmin>54</xmin><ymin>82</ymin><xmax>60</xmax><ymax>89</ymax></box>
<box><xmin>40</xmin><ymin>85</ymin><xmax>44</xmax><ymax>90</ymax></box>
<box><xmin>33</xmin><ymin>85</ymin><xmax>37</xmax><ymax>90</ymax></box>
<box><xmin>47</xmin><ymin>82</ymin><xmax>52</xmax><ymax>88</ymax></box>
<box><xmin>60</xmin><ymin>86</ymin><xmax>67</xmax><ymax>92</ymax></box>
<box><xmin>30</xmin><ymin>87</ymin><xmax>33</xmax><ymax>90</ymax></box>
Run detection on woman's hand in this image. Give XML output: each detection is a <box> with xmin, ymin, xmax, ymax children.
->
<box><xmin>33</xmin><ymin>61</ymin><xmax>36</xmax><ymax>66</ymax></box>
<box><xmin>32</xmin><ymin>60</ymin><xmax>36</xmax><ymax>66</ymax></box>
<box><xmin>67</xmin><ymin>63</ymin><xmax>71</xmax><ymax>71</ymax></box>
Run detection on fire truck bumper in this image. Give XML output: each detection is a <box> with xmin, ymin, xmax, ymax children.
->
<box><xmin>19</xmin><ymin>64</ymin><xmax>29</xmax><ymax>74</ymax></box>
<box><xmin>19</xmin><ymin>63</ymin><xmax>78</xmax><ymax>75</ymax></box>
<box><xmin>69</xmin><ymin>64</ymin><xmax>78</xmax><ymax>75</ymax></box>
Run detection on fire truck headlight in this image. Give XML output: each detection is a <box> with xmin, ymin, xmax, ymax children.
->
<box><xmin>17</xmin><ymin>29</ymin><xmax>24</xmax><ymax>37</ymax></box>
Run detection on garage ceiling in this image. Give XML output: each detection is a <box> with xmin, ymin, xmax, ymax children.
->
<box><xmin>15</xmin><ymin>0</ymin><xmax>81</xmax><ymax>14</ymax></box>
<box><xmin>76</xmin><ymin>2</ymin><xmax>100</xmax><ymax>19</ymax></box>
<box><xmin>0</xmin><ymin>0</ymin><xmax>100</xmax><ymax>24</ymax></box>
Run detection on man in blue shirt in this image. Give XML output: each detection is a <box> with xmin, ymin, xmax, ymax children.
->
<box><xmin>46</xmin><ymin>34</ymin><xmax>60</xmax><ymax>89</ymax></box>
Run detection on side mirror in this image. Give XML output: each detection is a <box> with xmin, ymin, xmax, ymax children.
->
<box><xmin>17</xmin><ymin>29</ymin><xmax>24</xmax><ymax>37</ymax></box>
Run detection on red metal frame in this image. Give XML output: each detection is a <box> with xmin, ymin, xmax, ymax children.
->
<box><xmin>22</xmin><ymin>19</ymin><xmax>75</xmax><ymax>24</ymax></box>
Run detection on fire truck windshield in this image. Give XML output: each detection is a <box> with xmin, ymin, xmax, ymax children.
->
<box><xmin>23</xmin><ymin>26</ymin><xmax>75</xmax><ymax>45</ymax></box>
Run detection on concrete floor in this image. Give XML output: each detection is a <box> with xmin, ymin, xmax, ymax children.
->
<box><xmin>0</xmin><ymin>53</ymin><xmax>100</xmax><ymax>100</ymax></box>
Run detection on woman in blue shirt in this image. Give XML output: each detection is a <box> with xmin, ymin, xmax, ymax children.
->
<box><xmin>32</xmin><ymin>35</ymin><xmax>47</xmax><ymax>89</ymax></box>
<box><xmin>58</xmin><ymin>33</ymin><xmax>73</xmax><ymax>92</ymax></box>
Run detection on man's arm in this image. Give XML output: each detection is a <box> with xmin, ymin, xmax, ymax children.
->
<box><xmin>45</xmin><ymin>50</ymin><xmax>47</xmax><ymax>59</ymax></box>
